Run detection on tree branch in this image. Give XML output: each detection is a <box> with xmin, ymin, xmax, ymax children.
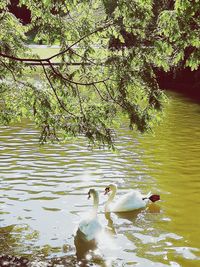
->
<box><xmin>75</xmin><ymin>84</ymin><xmax>85</xmax><ymax>118</ymax></box>
<box><xmin>93</xmin><ymin>83</ymin><xmax>108</xmax><ymax>101</ymax></box>
<box><xmin>0</xmin><ymin>22</ymin><xmax>112</xmax><ymax>63</ymax></box>
<box><xmin>103</xmin><ymin>81</ymin><xmax>124</xmax><ymax>108</ymax></box>
<box><xmin>0</xmin><ymin>59</ymin><xmax>17</xmax><ymax>81</ymax></box>
<box><xmin>0</xmin><ymin>52</ymin><xmax>46</xmax><ymax>63</ymax></box>
<box><xmin>47</xmin><ymin>23</ymin><xmax>112</xmax><ymax>61</ymax></box>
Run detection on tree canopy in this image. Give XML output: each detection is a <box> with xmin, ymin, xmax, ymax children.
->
<box><xmin>0</xmin><ymin>0</ymin><xmax>199</xmax><ymax>147</ymax></box>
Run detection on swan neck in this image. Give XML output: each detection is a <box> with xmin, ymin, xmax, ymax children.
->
<box><xmin>92</xmin><ymin>191</ymin><xmax>99</xmax><ymax>212</ymax></box>
<box><xmin>108</xmin><ymin>186</ymin><xmax>117</xmax><ymax>203</ymax></box>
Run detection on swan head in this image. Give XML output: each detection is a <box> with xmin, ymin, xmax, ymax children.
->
<box><xmin>88</xmin><ymin>189</ymin><xmax>98</xmax><ymax>199</ymax></box>
<box><xmin>104</xmin><ymin>184</ymin><xmax>117</xmax><ymax>195</ymax></box>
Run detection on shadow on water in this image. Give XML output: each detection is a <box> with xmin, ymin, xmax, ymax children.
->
<box><xmin>105</xmin><ymin>203</ymin><xmax>161</xmax><ymax>228</ymax></box>
<box><xmin>104</xmin><ymin>204</ymin><xmax>161</xmax><ymax>239</ymax></box>
<box><xmin>146</xmin><ymin>203</ymin><xmax>161</xmax><ymax>214</ymax></box>
<box><xmin>115</xmin><ymin>209</ymin><xmax>144</xmax><ymax>222</ymax></box>
<box><xmin>104</xmin><ymin>210</ymin><xmax>143</xmax><ymax>238</ymax></box>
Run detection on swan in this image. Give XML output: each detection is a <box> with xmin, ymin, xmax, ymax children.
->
<box><xmin>77</xmin><ymin>189</ymin><xmax>102</xmax><ymax>241</ymax></box>
<box><xmin>104</xmin><ymin>184</ymin><xmax>160</xmax><ymax>213</ymax></box>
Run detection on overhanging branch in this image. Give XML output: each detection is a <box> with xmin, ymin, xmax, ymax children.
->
<box><xmin>0</xmin><ymin>22</ymin><xmax>112</xmax><ymax>64</ymax></box>
<box><xmin>47</xmin><ymin>23</ymin><xmax>112</xmax><ymax>61</ymax></box>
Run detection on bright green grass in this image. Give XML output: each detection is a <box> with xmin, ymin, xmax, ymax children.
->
<box><xmin>31</xmin><ymin>47</ymin><xmax>60</xmax><ymax>62</ymax></box>
<box><xmin>30</xmin><ymin>46</ymin><xmax>108</xmax><ymax>64</ymax></box>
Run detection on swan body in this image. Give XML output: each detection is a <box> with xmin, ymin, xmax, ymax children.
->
<box><xmin>105</xmin><ymin>184</ymin><xmax>159</xmax><ymax>213</ymax></box>
<box><xmin>78</xmin><ymin>189</ymin><xmax>102</xmax><ymax>241</ymax></box>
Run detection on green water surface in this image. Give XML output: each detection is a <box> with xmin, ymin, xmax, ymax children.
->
<box><xmin>0</xmin><ymin>93</ymin><xmax>199</xmax><ymax>267</ymax></box>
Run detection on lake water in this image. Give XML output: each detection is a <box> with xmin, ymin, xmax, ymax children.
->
<box><xmin>0</xmin><ymin>93</ymin><xmax>200</xmax><ymax>267</ymax></box>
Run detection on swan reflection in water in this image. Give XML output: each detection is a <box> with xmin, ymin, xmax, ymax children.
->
<box><xmin>105</xmin><ymin>203</ymin><xmax>161</xmax><ymax>235</ymax></box>
<box><xmin>146</xmin><ymin>203</ymin><xmax>161</xmax><ymax>214</ymax></box>
<box><xmin>74</xmin><ymin>226</ymin><xmax>113</xmax><ymax>267</ymax></box>
<box><xmin>74</xmin><ymin>228</ymin><xmax>98</xmax><ymax>262</ymax></box>
<box><xmin>105</xmin><ymin>209</ymin><xmax>142</xmax><ymax>236</ymax></box>
<box><xmin>74</xmin><ymin>224</ymin><xmax>119</xmax><ymax>267</ymax></box>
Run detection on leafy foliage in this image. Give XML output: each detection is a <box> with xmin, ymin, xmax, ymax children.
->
<box><xmin>0</xmin><ymin>0</ymin><xmax>199</xmax><ymax>147</ymax></box>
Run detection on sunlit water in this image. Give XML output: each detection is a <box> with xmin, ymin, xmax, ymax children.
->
<box><xmin>0</xmin><ymin>93</ymin><xmax>200</xmax><ymax>267</ymax></box>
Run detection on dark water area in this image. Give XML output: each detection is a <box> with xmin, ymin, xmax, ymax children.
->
<box><xmin>0</xmin><ymin>92</ymin><xmax>200</xmax><ymax>267</ymax></box>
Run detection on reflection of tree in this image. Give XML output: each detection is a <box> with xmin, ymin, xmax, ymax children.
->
<box><xmin>0</xmin><ymin>224</ymin><xmax>78</xmax><ymax>266</ymax></box>
<box><xmin>0</xmin><ymin>224</ymin><xmax>40</xmax><ymax>257</ymax></box>
<box><xmin>0</xmin><ymin>225</ymin><xmax>30</xmax><ymax>266</ymax></box>
<box><xmin>0</xmin><ymin>225</ymin><xmax>23</xmax><ymax>255</ymax></box>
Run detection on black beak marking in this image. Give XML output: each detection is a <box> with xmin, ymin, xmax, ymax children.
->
<box><xmin>104</xmin><ymin>187</ymin><xmax>110</xmax><ymax>195</ymax></box>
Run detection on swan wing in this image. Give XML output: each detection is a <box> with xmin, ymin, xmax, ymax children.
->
<box><xmin>79</xmin><ymin>217</ymin><xmax>102</xmax><ymax>241</ymax></box>
<box><xmin>111</xmin><ymin>190</ymin><xmax>147</xmax><ymax>212</ymax></box>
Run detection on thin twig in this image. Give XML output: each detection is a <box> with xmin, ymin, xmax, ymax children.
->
<box><xmin>103</xmin><ymin>81</ymin><xmax>124</xmax><ymax>108</ymax></box>
<box><xmin>41</xmin><ymin>62</ymin><xmax>76</xmax><ymax>117</ymax></box>
<box><xmin>47</xmin><ymin>23</ymin><xmax>112</xmax><ymax>61</ymax></box>
<box><xmin>0</xmin><ymin>59</ymin><xmax>17</xmax><ymax>81</ymax></box>
<box><xmin>0</xmin><ymin>59</ymin><xmax>36</xmax><ymax>90</ymax></box>
<box><xmin>93</xmin><ymin>83</ymin><xmax>108</xmax><ymax>101</ymax></box>
<box><xmin>75</xmin><ymin>84</ymin><xmax>85</xmax><ymax>118</ymax></box>
<box><xmin>48</xmin><ymin>59</ymin><xmax>110</xmax><ymax>86</ymax></box>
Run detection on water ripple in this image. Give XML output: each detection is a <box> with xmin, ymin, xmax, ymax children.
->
<box><xmin>0</xmin><ymin>94</ymin><xmax>200</xmax><ymax>266</ymax></box>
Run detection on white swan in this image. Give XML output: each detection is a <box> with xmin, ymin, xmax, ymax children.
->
<box><xmin>77</xmin><ymin>189</ymin><xmax>102</xmax><ymax>241</ymax></box>
<box><xmin>104</xmin><ymin>184</ymin><xmax>160</xmax><ymax>213</ymax></box>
